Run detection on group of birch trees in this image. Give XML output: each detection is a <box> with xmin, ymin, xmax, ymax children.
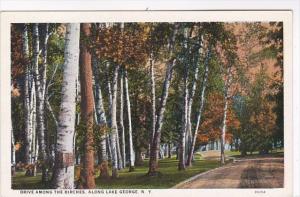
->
<box><xmin>11</xmin><ymin>22</ymin><xmax>283</xmax><ymax>188</ymax></box>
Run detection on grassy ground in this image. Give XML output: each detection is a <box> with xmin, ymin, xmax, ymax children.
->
<box><xmin>13</xmin><ymin>150</ymin><xmax>283</xmax><ymax>189</ymax></box>
<box><xmin>12</xmin><ymin>154</ymin><xmax>221</xmax><ymax>189</ymax></box>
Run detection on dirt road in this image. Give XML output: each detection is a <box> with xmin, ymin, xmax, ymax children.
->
<box><xmin>174</xmin><ymin>157</ymin><xmax>283</xmax><ymax>188</ymax></box>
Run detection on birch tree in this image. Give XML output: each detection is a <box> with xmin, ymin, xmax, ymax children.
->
<box><xmin>220</xmin><ymin>65</ymin><xmax>232</xmax><ymax>164</ymax></box>
<box><xmin>32</xmin><ymin>23</ymin><xmax>48</xmax><ymax>182</ymax></box>
<box><xmin>187</xmin><ymin>47</ymin><xmax>211</xmax><ymax>166</ymax></box>
<box><xmin>92</xmin><ymin>57</ymin><xmax>109</xmax><ymax>179</ymax></box>
<box><xmin>51</xmin><ymin>23</ymin><xmax>80</xmax><ymax>189</ymax></box>
<box><xmin>148</xmin><ymin>23</ymin><xmax>178</xmax><ymax>176</ymax></box>
<box><xmin>124</xmin><ymin>68</ymin><xmax>135</xmax><ymax>171</ymax></box>
<box><xmin>119</xmin><ymin>67</ymin><xmax>126</xmax><ymax>169</ymax></box>
<box><xmin>110</xmin><ymin>64</ymin><xmax>120</xmax><ymax>178</ymax></box>
<box><xmin>22</xmin><ymin>23</ymin><xmax>31</xmax><ymax>165</ymax></box>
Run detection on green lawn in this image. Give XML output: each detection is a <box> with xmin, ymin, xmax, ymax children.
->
<box><xmin>12</xmin><ymin>154</ymin><xmax>221</xmax><ymax>189</ymax></box>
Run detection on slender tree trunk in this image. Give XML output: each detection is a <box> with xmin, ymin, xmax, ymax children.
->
<box><xmin>178</xmin><ymin>61</ymin><xmax>188</xmax><ymax>171</ymax></box>
<box><xmin>51</xmin><ymin>23</ymin><xmax>80</xmax><ymax>189</ymax></box>
<box><xmin>110</xmin><ymin>64</ymin><xmax>120</xmax><ymax>178</ymax></box>
<box><xmin>32</xmin><ymin>23</ymin><xmax>48</xmax><ymax>182</ymax></box>
<box><xmin>168</xmin><ymin>143</ymin><xmax>172</xmax><ymax>158</ymax></box>
<box><xmin>11</xmin><ymin>130</ymin><xmax>16</xmax><ymax>177</ymax></box>
<box><xmin>185</xmin><ymin>37</ymin><xmax>203</xmax><ymax>166</ymax></box>
<box><xmin>79</xmin><ymin>23</ymin><xmax>96</xmax><ymax>188</ymax></box>
<box><xmin>92</xmin><ymin>57</ymin><xmax>109</xmax><ymax>179</ymax></box>
<box><xmin>105</xmin><ymin>62</ymin><xmax>113</xmax><ymax>161</ymax></box>
<box><xmin>119</xmin><ymin>68</ymin><xmax>126</xmax><ymax>168</ymax></box>
<box><xmin>149</xmin><ymin>53</ymin><xmax>156</xmax><ymax>157</ymax></box>
<box><xmin>148</xmin><ymin>24</ymin><xmax>178</xmax><ymax>176</ymax></box>
<box><xmin>22</xmin><ymin>24</ymin><xmax>32</xmax><ymax>165</ymax></box>
<box><xmin>124</xmin><ymin>68</ymin><xmax>135</xmax><ymax>172</ymax></box>
<box><xmin>187</xmin><ymin>47</ymin><xmax>211</xmax><ymax>167</ymax></box>
<box><xmin>179</xmin><ymin>28</ymin><xmax>191</xmax><ymax>171</ymax></box>
<box><xmin>220</xmin><ymin>66</ymin><xmax>232</xmax><ymax>165</ymax></box>
<box><xmin>116</xmin><ymin>126</ymin><xmax>123</xmax><ymax>170</ymax></box>
<box><xmin>31</xmin><ymin>79</ymin><xmax>38</xmax><ymax>176</ymax></box>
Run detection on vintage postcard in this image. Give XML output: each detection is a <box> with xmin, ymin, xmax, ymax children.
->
<box><xmin>0</xmin><ymin>11</ymin><xmax>293</xmax><ymax>197</ymax></box>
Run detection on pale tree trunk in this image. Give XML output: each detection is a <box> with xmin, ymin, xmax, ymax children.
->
<box><xmin>92</xmin><ymin>57</ymin><xmax>109</xmax><ymax>179</ymax></box>
<box><xmin>148</xmin><ymin>24</ymin><xmax>178</xmax><ymax>176</ymax></box>
<box><xmin>22</xmin><ymin>23</ymin><xmax>31</xmax><ymax>165</ymax></box>
<box><xmin>41</xmin><ymin>23</ymin><xmax>52</xmax><ymax>173</ymax></box>
<box><xmin>116</xmin><ymin>124</ymin><xmax>123</xmax><ymax>170</ymax></box>
<box><xmin>11</xmin><ymin>130</ymin><xmax>16</xmax><ymax>177</ymax></box>
<box><xmin>149</xmin><ymin>53</ymin><xmax>156</xmax><ymax>156</ymax></box>
<box><xmin>110</xmin><ymin>64</ymin><xmax>120</xmax><ymax>178</ymax></box>
<box><xmin>185</xmin><ymin>36</ymin><xmax>203</xmax><ymax>166</ymax></box>
<box><xmin>51</xmin><ymin>23</ymin><xmax>80</xmax><ymax>189</ymax></box>
<box><xmin>124</xmin><ymin>68</ymin><xmax>135</xmax><ymax>172</ymax></box>
<box><xmin>32</xmin><ymin>23</ymin><xmax>48</xmax><ymax>182</ymax></box>
<box><xmin>79</xmin><ymin>23</ymin><xmax>96</xmax><ymax>188</ymax></box>
<box><xmin>187</xmin><ymin>47</ymin><xmax>211</xmax><ymax>167</ymax></box>
<box><xmin>179</xmin><ymin>28</ymin><xmax>190</xmax><ymax>171</ymax></box>
<box><xmin>220</xmin><ymin>66</ymin><xmax>232</xmax><ymax>165</ymax></box>
<box><xmin>41</xmin><ymin>24</ymin><xmax>50</xmax><ymax>99</ymax></box>
<box><xmin>31</xmin><ymin>79</ymin><xmax>38</xmax><ymax>176</ymax></box>
<box><xmin>119</xmin><ymin>67</ymin><xmax>126</xmax><ymax>168</ymax></box>
<box><xmin>179</xmin><ymin>60</ymin><xmax>188</xmax><ymax>171</ymax></box>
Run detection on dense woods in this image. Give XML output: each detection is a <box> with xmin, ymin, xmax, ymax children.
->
<box><xmin>11</xmin><ymin>22</ymin><xmax>283</xmax><ymax>189</ymax></box>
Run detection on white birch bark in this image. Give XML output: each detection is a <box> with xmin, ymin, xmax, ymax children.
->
<box><xmin>220</xmin><ymin>66</ymin><xmax>232</xmax><ymax>164</ymax></box>
<box><xmin>185</xmin><ymin>36</ymin><xmax>203</xmax><ymax>166</ymax></box>
<box><xmin>110</xmin><ymin>64</ymin><xmax>120</xmax><ymax>178</ymax></box>
<box><xmin>32</xmin><ymin>23</ymin><xmax>49</xmax><ymax>182</ymax></box>
<box><xmin>51</xmin><ymin>23</ymin><xmax>80</xmax><ymax>189</ymax></box>
<box><xmin>179</xmin><ymin>28</ymin><xmax>190</xmax><ymax>170</ymax></box>
<box><xmin>148</xmin><ymin>24</ymin><xmax>178</xmax><ymax>175</ymax></box>
<box><xmin>187</xmin><ymin>47</ymin><xmax>211</xmax><ymax>166</ymax></box>
<box><xmin>124</xmin><ymin>68</ymin><xmax>135</xmax><ymax>171</ymax></box>
<box><xmin>92</xmin><ymin>57</ymin><xmax>109</xmax><ymax>177</ymax></box>
<box><xmin>150</xmin><ymin>53</ymin><xmax>156</xmax><ymax>144</ymax></box>
<box><xmin>119</xmin><ymin>68</ymin><xmax>126</xmax><ymax>168</ymax></box>
<box><xmin>22</xmin><ymin>23</ymin><xmax>32</xmax><ymax>164</ymax></box>
<box><xmin>31</xmin><ymin>79</ymin><xmax>38</xmax><ymax>176</ymax></box>
<box><xmin>11</xmin><ymin>129</ymin><xmax>16</xmax><ymax>176</ymax></box>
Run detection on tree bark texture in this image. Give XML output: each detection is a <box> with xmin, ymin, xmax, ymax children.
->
<box><xmin>51</xmin><ymin>23</ymin><xmax>80</xmax><ymax>189</ymax></box>
<box><xmin>79</xmin><ymin>23</ymin><xmax>96</xmax><ymax>188</ymax></box>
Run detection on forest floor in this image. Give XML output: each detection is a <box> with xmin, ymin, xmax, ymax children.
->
<box><xmin>12</xmin><ymin>153</ymin><xmax>223</xmax><ymax>189</ymax></box>
<box><xmin>174</xmin><ymin>155</ymin><xmax>284</xmax><ymax>188</ymax></box>
<box><xmin>12</xmin><ymin>151</ymin><xmax>283</xmax><ymax>189</ymax></box>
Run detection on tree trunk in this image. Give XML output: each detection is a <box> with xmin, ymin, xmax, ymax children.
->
<box><xmin>187</xmin><ymin>47</ymin><xmax>211</xmax><ymax>167</ymax></box>
<box><xmin>185</xmin><ymin>37</ymin><xmax>203</xmax><ymax>166</ymax></box>
<box><xmin>11</xmin><ymin>130</ymin><xmax>16</xmax><ymax>177</ymax></box>
<box><xmin>110</xmin><ymin>64</ymin><xmax>120</xmax><ymax>178</ymax></box>
<box><xmin>119</xmin><ymin>67</ymin><xmax>126</xmax><ymax>168</ymax></box>
<box><xmin>168</xmin><ymin>143</ymin><xmax>172</xmax><ymax>158</ymax></box>
<box><xmin>79</xmin><ymin>23</ymin><xmax>96</xmax><ymax>188</ymax></box>
<box><xmin>178</xmin><ymin>61</ymin><xmax>188</xmax><ymax>171</ymax></box>
<box><xmin>220</xmin><ymin>66</ymin><xmax>232</xmax><ymax>165</ymax></box>
<box><xmin>124</xmin><ymin>68</ymin><xmax>135</xmax><ymax>172</ymax></box>
<box><xmin>150</xmin><ymin>53</ymin><xmax>156</xmax><ymax>147</ymax></box>
<box><xmin>32</xmin><ymin>23</ymin><xmax>48</xmax><ymax>182</ymax></box>
<box><xmin>51</xmin><ymin>23</ymin><xmax>80</xmax><ymax>189</ymax></box>
<box><xmin>31</xmin><ymin>79</ymin><xmax>38</xmax><ymax>176</ymax></box>
<box><xmin>148</xmin><ymin>24</ymin><xmax>178</xmax><ymax>176</ymax></box>
<box><xmin>22</xmin><ymin>24</ymin><xmax>31</xmax><ymax>165</ymax></box>
<box><xmin>92</xmin><ymin>57</ymin><xmax>109</xmax><ymax>179</ymax></box>
<box><xmin>105</xmin><ymin>62</ymin><xmax>113</xmax><ymax>161</ymax></box>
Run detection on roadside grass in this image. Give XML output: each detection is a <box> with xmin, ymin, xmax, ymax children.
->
<box><xmin>12</xmin><ymin>154</ymin><xmax>221</xmax><ymax>189</ymax></box>
<box><xmin>12</xmin><ymin>150</ymin><xmax>283</xmax><ymax>189</ymax></box>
